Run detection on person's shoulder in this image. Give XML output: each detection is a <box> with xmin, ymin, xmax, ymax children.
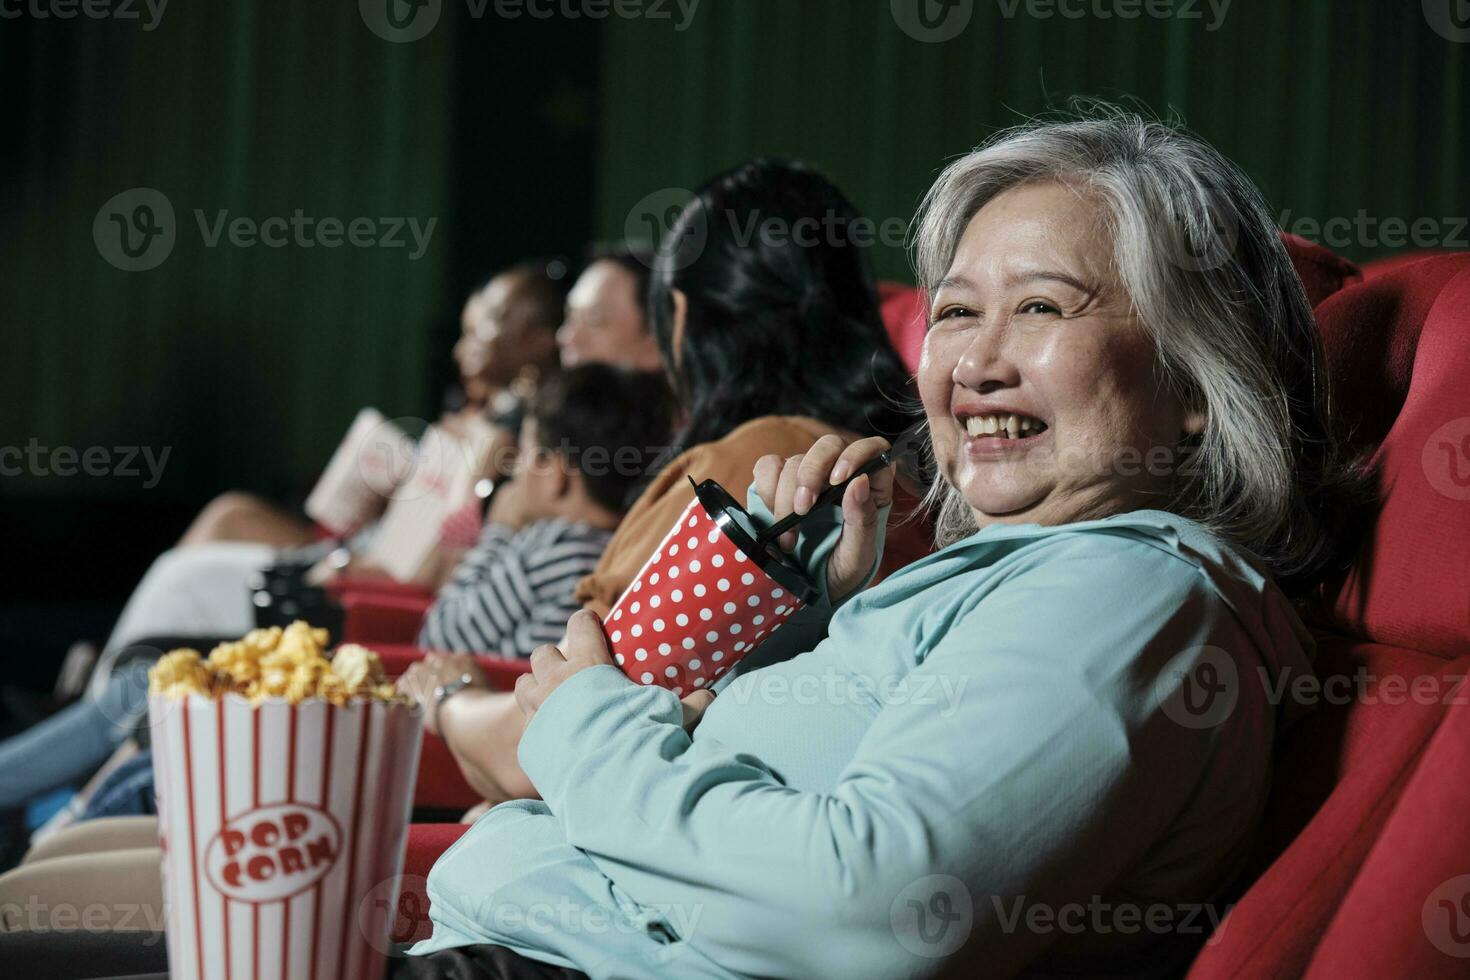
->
<box><xmin>1007</xmin><ymin>510</ymin><xmax>1229</xmax><ymax>587</ymax></box>
<box><xmin>515</xmin><ymin>517</ymin><xmax>612</xmax><ymax>548</ymax></box>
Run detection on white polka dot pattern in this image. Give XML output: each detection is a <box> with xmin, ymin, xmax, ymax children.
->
<box><xmin>604</xmin><ymin>493</ymin><xmax>803</xmax><ymax>689</ymax></box>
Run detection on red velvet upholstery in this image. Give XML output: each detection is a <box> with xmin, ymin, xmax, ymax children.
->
<box><xmin>878</xmin><ymin>280</ymin><xmax>926</xmax><ymax>372</ymax></box>
<box><xmin>325</xmin><ymin>576</ymin><xmax>434</xmax><ymax>601</ymax></box>
<box><xmin>1310</xmin><ymin>254</ymin><xmax>1470</xmax><ymax>658</ymax></box>
<box><xmin>340</xmin><ymin>591</ymin><xmax>433</xmax><ymax>645</ymax></box>
<box><xmin>1304</xmin><ymin>658</ymin><xmax>1470</xmax><ymax>977</ymax></box>
<box><xmin>1188</xmin><ymin>253</ymin><xmax>1470</xmax><ymax>977</ymax></box>
<box><xmin>1185</xmin><ymin>640</ymin><xmax>1454</xmax><ymax>978</ymax></box>
<box><xmin>394</xmin><ymin>823</ymin><xmax>471</xmax><ymax>947</ymax></box>
<box><xmin>1280</xmin><ymin>232</ymin><xmax>1363</xmax><ymax>307</ymax></box>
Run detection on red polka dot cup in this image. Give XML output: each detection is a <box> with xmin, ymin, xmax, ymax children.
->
<box><xmin>605</xmin><ymin>477</ymin><xmax>818</xmax><ymax>694</ymax></box>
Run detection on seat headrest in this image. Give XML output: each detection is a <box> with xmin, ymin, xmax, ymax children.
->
<box><xmin>1312</xmin><ymin>253</ymin><xmax>1470</xmax><ymax>657</ymax></box>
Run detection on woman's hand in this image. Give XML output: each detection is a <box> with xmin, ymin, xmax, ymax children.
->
<box><xmin>398</xmin><ymin>653</ymin><xmax>491</xmax><ymax>737</ymax></box>
<box><xmin>752</xmin><ymin>434</ymin><xmax>894</xmax><ymax>604</ymax></box>
<box><xmin>680</xmin><ymin>689</ymin><xmax>715</xmax><ymax>733</ymax></box>
<box><xmin>514</xmin><ymin>610</ymin><xmax>618</xmax><ymax>720</ymax></box>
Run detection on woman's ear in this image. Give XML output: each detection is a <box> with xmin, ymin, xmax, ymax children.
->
<box><xmin>670</xmin><ymin>288</ymin><xmax>689</xmax><ymax>370</ymax></box>
<box><xmin>549</xmin><ymin>454</ymin><xmax>575</xmax><ymax>501</ymax></box>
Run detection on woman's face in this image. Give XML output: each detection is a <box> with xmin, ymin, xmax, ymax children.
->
<box><xmin>919</xmin><ymin>180</ymin><xmax>1201</xmax><ymax>530</ymax></box>
<box><xmin>556</xmin><ymin>261</ymin><xmax>662</xmax><ymax>372</ymax></box>
<box><xmin>454</xmin><ymin>271</ymin><xmax>558</xmax><ymax>398</ymax></box>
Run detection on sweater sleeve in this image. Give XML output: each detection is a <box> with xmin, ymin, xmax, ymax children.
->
<box><xmin>519</xmin><ymin>536</ymin><xmax>1240</xmax><ymax>979</ymax></box>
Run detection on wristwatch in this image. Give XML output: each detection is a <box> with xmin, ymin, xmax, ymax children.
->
<box><xmin>432</xmin><ymin>672</ymin><xmax>477</xmax><ymax>733</ymax></box>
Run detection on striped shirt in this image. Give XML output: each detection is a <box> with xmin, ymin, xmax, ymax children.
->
<box><xmin>418</xmin><ymin>519</ymin><xmax>613</xmax><ymax>658</ymax></box>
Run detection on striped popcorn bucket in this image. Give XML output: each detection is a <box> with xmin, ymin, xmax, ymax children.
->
<box><xmin>148</xmin><ymin>694</ymin><xmax>423</xmax><ymax>980</ymax></box>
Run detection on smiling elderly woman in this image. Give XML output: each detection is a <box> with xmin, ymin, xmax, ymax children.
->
<box><xmin>396</xmin><ymin>112</ymin><xmax>1347</xmax><ymax>980</ymax></box>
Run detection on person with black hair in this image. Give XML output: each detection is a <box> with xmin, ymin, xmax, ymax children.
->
<box><xmin>556</xmin><ymin>244</ymin><xmax>663</xmax><ymax>372</ymax></box>
<box><xmin>415</xmin><ymin>364</ymin><xmax>674</xmax><ymax>659</ymax></box>
<box><xmin>408</xmin><ymin>158</ymin><xmax>926</xmax><ymax>805</ymax></box>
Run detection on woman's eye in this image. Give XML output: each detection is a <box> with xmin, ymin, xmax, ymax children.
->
<box><xmin>1020</xmin><ymin>300</ymin><xmax>1060</xmax><ymax>315</ymax></box>
<box><xmin>931</xmin><ymin>306</ymin><xmax>976</xmax><ymax>324</ymax></box>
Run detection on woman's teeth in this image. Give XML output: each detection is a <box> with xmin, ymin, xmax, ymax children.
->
<box><xmin>964</xmin><ymin>413</ymin><xmax>1047</xmax><ymax>440</ymax></box>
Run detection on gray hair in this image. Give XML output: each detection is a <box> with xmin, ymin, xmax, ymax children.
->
<box><xmin>912</xmin><ymin>107</ymin><xmax>1349</xmax><ymax>586</ymax></box>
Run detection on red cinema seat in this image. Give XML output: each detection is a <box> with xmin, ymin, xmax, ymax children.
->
<box><xmin>1188</xmin><ymin>252</ymin><xmax>1470</xmax><ymax>976</ymax></box>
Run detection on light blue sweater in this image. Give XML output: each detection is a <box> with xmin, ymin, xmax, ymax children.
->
<box><xmin>412</xmin><ymin>498</ymin><xmax>1312</xmax><ymax>978</ymax></box>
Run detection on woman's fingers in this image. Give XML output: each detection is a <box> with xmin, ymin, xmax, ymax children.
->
<box><xmin>834</xmin><ymin>437</ymin><xmax>887</xmax><ymax>493</ymax></box>
<box><xmin>679</xmin><ymin>689</ymin><xmax>716</xmax><ymax>732</ymax></box>
<box><xmin>528</xmin><ymin>643</ymin><xmax>564</xmax><ymax>678</ymax></box>
<box><xmin>793</xmin><ymin>434</ymin><xmax>849</xmax><ymax>514</ymax></box>
<box><xmin>563</xmin><ymin>609</ymin><xmax>614</xmax><ymax>666</ymax></box>
<box><xmin>826</xmin><ymin>474</ymin><xmax>881</xmax><ymax>604</ymax></box>
<box><xmin>773</xmin><ymin>456</ymin><xmax>805</xmax><ymax>552</ymax></box>
<box><xmin>513</xmin><ymin>671</ymin><xmax>539</xmax><ymax>717</ymax></box>
<box><xmin>752</xmin><ymin>454</ymin><xmax>783</xmax><ymax>513</ymax></box>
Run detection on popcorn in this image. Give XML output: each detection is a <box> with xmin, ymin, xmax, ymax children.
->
<box><xmin>149</xmin><ymin>621</ymin><xmax>404</xmax><ymax>705</ymax></box>
<box><xmin>147</xmin><ymin>622</ymin><xmax>423</xmax><ymax>979</ymax></box>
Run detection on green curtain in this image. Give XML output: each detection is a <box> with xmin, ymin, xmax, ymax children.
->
<box><xmin>595</xmin><ymin>0</ymin><xmax>1468</xmax><ymax>282</ymax></box>
<box><xmin>0</xmin><ymin>2</ymin><xmax>452</xmax><ymax>502</ymax></box>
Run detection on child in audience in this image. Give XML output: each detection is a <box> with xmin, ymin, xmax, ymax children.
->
<box><xmin>418</xmin><ymin>363</ymin><xmax>674</xmax><ymax>657</ymax></box>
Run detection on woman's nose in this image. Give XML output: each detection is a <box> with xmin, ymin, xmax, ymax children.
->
<box><xmin>951</xmin><ymin>322</ymin><xmax>1021</xmax><ymax>392</ymax></box>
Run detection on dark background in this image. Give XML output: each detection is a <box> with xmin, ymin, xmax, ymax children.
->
<box><xmin>1</xmin><ymin>0</ymin><xmax>1466</xmax><ymax>688</ymax></box>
